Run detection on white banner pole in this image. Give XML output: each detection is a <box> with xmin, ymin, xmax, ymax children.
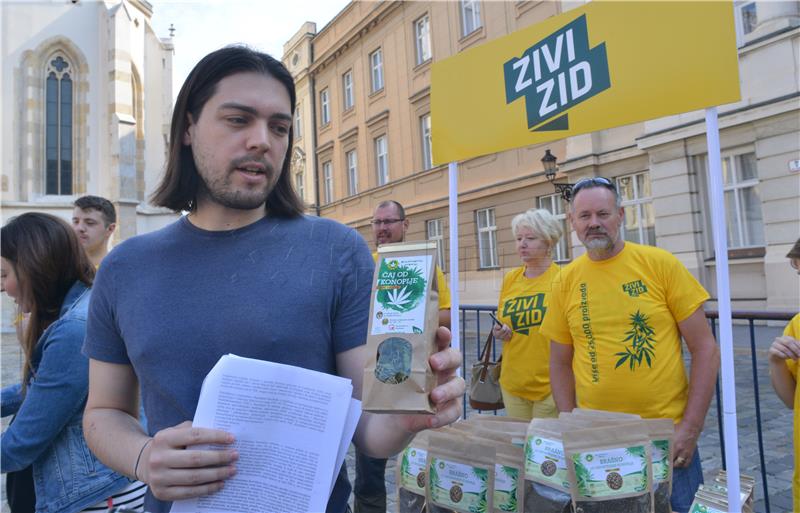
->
<box><xmin>704</xmin><ymin>106</ymin><xmax>741</xmax><ymax>513</ymax></box>
<box><xmin>448</xmin><ymin>161</ymin><xmax>461</xmax><ymax>368</ymax></box>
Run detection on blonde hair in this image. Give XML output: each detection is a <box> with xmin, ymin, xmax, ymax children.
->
<box><xmin>510</xmin><ymin>208</ymin><xmax>563</xmax><ymax>251</ymax></box>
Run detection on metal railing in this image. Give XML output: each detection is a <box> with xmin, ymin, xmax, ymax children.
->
<box><xmin>459</xmin><ymin>305</ymin><xmax>794</xmax><ymax>513</ymax></box>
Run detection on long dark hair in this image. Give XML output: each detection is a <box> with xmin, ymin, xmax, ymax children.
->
<box><xmin>1</xmin><ymin>213</ymin><xmax>94</xmax><ymax>387</ymax></box>
<box><xmin>151</xmin><ymin>45</ymin><xmax>303</xmax><ymax>217</ymax></box>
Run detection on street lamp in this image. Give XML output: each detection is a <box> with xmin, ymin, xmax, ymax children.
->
<box><xmin>541</xmin><ymin>149</ymin><xmax>572</xmax><ymax>201</ymax></box>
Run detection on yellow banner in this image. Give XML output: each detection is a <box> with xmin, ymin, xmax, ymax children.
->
<box><xmin>431</xmin><ymin>1</ymin><xmax>741</xmax><ymax>165</ymax></box>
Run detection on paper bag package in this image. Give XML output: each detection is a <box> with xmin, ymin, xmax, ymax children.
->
<box><xmin>363</xmin><ymin>241</ymin><xmax>440</xmax><ymax>414</ymax></box>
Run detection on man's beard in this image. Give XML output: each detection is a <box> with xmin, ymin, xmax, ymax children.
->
<box><xmin>583</xmin><ymin>229</ymin><xmax>618</xmax><ymax>255</ymax></box>
<box><xmin>198</xmin><ymin>159</ymin><xmax>276</xmax><ymax>210</ymax></box>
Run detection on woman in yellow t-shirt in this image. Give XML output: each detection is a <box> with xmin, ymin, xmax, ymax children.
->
<box><xmin>492</xmin><ymin>208</ymin><xmax>563</xmax><ymax>420</ymax></box>
<box><xmin>768</xmin><ymin>238</ymin><xmax>800</xmax><ymax>513</ymax></box>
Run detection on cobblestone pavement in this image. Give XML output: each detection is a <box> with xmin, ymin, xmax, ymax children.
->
<box><xmin>3</xmin><ymin>319</ymin><xmax>794</xmax><ymax>513</ymax></box>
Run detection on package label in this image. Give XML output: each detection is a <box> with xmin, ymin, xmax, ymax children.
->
<box><xmin>429</xmin><ymin>457</ymin><xmax>489</xmax><ymax>512</ymax></box>
<box><xmin>400</xmin><ymin>446</ymin><xmax>428</xmax><ymax>494</ymax></box>
<box><xmin>494</xmin><ymin>464</ymin><xmax>519</xmax><ymax>512</ymax></box>
<box><xmin>571</xmin><ymin>445</ymin><xmax>648</xmax><ymax>497</ymax></box>
<box><xmin>525</xmin><ymin>436</ymin><xmax>569</xmax><ymax>490</ymax></box>
<box><xmin>371</xmin><ymin>255</ymin><xmax>431</xmax><ymax>335</ymax></box>
<box><xmin>651</xmin><ymin>439</ymin><xmax>669</xmax><ymax>483</ymax></box>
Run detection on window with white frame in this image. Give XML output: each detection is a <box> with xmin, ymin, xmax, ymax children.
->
<box><xmin>734</xmin><ymin>1</ymin><xmax>757</xmax><ymax>46</ymax></box>
<box><xmin>323</xmin><ymin>161</ymin><xmax>334</xmax><ymax>204</ymax></box>
<box><xmin>723</xmin><ymin>152</ymin><xmax>764</xmax><ymax>248</ymax></box>
<box><xmin>427</xmin><ymin>218</ymin><xmax>447</xmax><ymax>272</ymax></box>
<box><xmin>537</xmin><ymin>194</ymin><xmax>571</xmax><ymax>261</ymax></box>
<box><xmin>375</xmin><ymin>135</ymin><xmax>389</xmax><ymax>186</ymax></box>
<box><xmin>460</xmin><ymin>0</ymin><xmax>481</xmax><ymax>37</ymax></box>
<box><xmin>320</xmin><ymin>88</ymin><xmax>330</xmax><ymax>126</ymax></box>
<box><xmin>342</xmin><ymin>70</ymin><xmax>354</xmax><ymax>111</ymax></box>
<box><xmin>370</xmin><ymin>48</ymin><xmax>384</xmax><ymax>93</ymax></box>
<box><xmin>616</xmin><ymin>172</ymin><xmax>656</xmax><ymax>246</ymax></box>
<box><xmin>45</xmin><ymin>54</ymin><xmax>74</xmax><ymax>195</ymax></box>
<box><xmin>295</xmin><ymin>171</ymin><xmax>304</xmax><ymax>201</ymax></box>
<box><xmin>420</xmin><ymin>114</ymin><xmax>433</xmax><ymax>170</ymax></box>
<box><xmin>415</xmin><ymin>15</ymin><xmax>432</xmax><ymax>65</ymax></box>
<box><xmin>476</xmin><ymin>208</ymin><xmax>498</xmax><ymax>268</ymax></box>
<box><xmin>294</xmin><ymin>101</ymin><xmax>302</xmax><ymax>139</ymax></box>
<box><xmin>346</xmin><ymin>150</ymin><xmax>358</xmax><ymax>196</ymax></box>
<box><xmin>695</xmin><ymin>151</ymin><xmax>764</xmax><ymax>249</ymax></box>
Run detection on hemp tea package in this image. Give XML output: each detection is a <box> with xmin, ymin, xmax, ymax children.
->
<box><xmin>363</xmin><ymin>241</ymin><xmax>440</xmax><ymax>413</ymax></box>
<box><xmin>522</xmin><ymin>419</ymin><xmax>573</xmax><ymax>513</ymax></box>
<box><xmin>426</xmin><ymin>430</ymin><xmax>496</xmax><ymax>513</ymax></box>
<box><xmin>397</xmin><ymin>430</ymin><xmax>432</xmax><ymax>513</ymax></box>
<box><xmin>643</xmin><ymin>419</ymin><xmax>674</xmax><ymax>513</ymax></box>
<box><xmin>563</xmin><ymin>423</ymin><xmax>653</xmax><ymax>513</ymax></box>
<box><xmin>492</xmin><ymin>439</ymin><xmax>524</xmax><ymax>513</ymax></box>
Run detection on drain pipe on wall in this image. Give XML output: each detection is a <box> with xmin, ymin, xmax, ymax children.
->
<box><xmin>309</xmin><ymin>47</ymin><xmax>320</xmax><ymax>217</ymax></box>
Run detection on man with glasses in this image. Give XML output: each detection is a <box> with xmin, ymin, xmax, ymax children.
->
<box><xmin>540</xmin><ymin>177</ymin><xmax>720</xmax><ymax>513</ymax></box>
<box><xmin>354</xmin><ymin>200</ymin><xmax>452</xmax><ymax>513</ymax></box>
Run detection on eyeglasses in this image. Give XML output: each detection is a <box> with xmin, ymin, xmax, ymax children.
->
<box><xmin>570</xmin><ymin>176</ymin><xmax>616</xmax><ymax>199</ymax></box>
<box><xmin>371</xmin><ymin>218</ymin><xmax>405</xmax><ymax>227</ymax></box>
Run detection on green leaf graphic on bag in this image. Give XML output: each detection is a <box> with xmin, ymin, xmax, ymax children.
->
<box><xmin>376</xmin><ymin>259</ymin><xmax>426</xmax><ymax>312</ymax></box>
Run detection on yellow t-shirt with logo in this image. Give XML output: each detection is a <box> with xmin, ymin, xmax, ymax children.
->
<box><xmin>372</xmin><ymin>252</ymin><xmax>451</xmax><ymax>310</ymax></box>
<box><xmin>496</xmin><ymin>263</ymin><xmax>559</xmax><ymax>401</ymax></box>
<box><xmin>784</xmin><ymin>313</ymin><xmax>800</xmax><ymax>512</ymax></box>
<box><xmin>540</xmin><ymin>242</ymin><xmax>709</xmax><ymax>422</ymax></box>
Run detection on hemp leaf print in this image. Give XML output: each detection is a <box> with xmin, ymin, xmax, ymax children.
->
<box><xmin>387</xmin><ymin>287</ymin><xmax>412</xmax><ymax>308</ymax></box>
<box><xmin>614</xmin><ymin>310</ymin><xmax>656</xmax><ymax>371</ymax></box>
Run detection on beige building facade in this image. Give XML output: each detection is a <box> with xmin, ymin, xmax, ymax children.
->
<box><xmin>285</xmin><ymin>0</ymin><xmax>799</xmax><ymax>310</ymax></box>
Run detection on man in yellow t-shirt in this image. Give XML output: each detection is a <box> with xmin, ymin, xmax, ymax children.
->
<box><xmin>768</xmin><ymin>238</ymin><xmax>800</xmax><ymax>513</ymax></box>
<box><xmin>539</xmin><ymin>178</ymin><xmax>720</xmax><ymax>513</ymax></box>
<box><xmin>356</xmin><ymin>199</ymin><xmax>452</xmax><ymax>513</ymax></box>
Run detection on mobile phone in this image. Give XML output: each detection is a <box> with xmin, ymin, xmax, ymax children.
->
<box><xmin>488</xmin><ymin>312</ymin><xmax>503</xmax><ymax>327</ymax></box>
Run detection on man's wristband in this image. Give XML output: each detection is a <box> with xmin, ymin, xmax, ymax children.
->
<box><xmin>134</xmin><ymin>438</ymin><xmax>153</xmax><ymax>481</ymax></box>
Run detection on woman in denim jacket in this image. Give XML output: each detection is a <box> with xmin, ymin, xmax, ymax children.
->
<box><xmin>1</xmin><ymin>213</ymin><xmax>138</xmax><ymax>513</ymax></box>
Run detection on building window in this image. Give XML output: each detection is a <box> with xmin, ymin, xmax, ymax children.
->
<box><xmin>346</xmin><ymin>150</ymin><xmax>358</xmax><ymax>196</ymax></box>
<box><xmin>342</xmin><ymin>70</ymin><xmax>354</xmax><ymax>111</ymax></box>
<box><xmin>320</xmin><ymin>88</ymin><xmax>330</xmax><ymax>126</ymax></box>
<box><xmin>295</xmin><ymin>171</ymin><xmax>304</xmax><ymax>201</ymax></box>
<box><xmin>420</xmin><ymin>114</ymin><xmax>433</xmax><ymax>170</ymax></box>
<box><xmin>476</xmin><ymin>207</ymin><xmax>498</xmax><ymax>269</ymax></box>
<box><xmin>45</xmin><ymin>54</ymin><xmax>73</xmax><ymax>195</ymax></box>
<box><xmin>537</xmin><ymin>194</ymin><xmax>571</xmax><ymax>261</ymax></box>
<box><xmin>427</xmin><ymin>218</ymin><xmax>447</xmax><ymax>272</ymax></box>
<box><xmin>734</xmin><ymin>1</ymin><xmax>758</xmax><ymax>46</ymax></box>
<box><xmin>323</xmin><ymin>161</ymin><xmax>334</xmax><ymax>204</ymax></box>
<box><xmin>370</xmin><ymin>48</ymin><xmax>384</xmax><ymax>93</ymax></box>
<box><xmin>460</xmin><ymin>0</ymin><xmax>482</xmax><ymax>37</ymax></box>
<box><xmin>616</xmin><ymin>172</ymin><xmax>656</xmax><ymax>246</ymax></box>
<box><xmin>375</xmin><ymin>135</ymin><xmax>389</xmax><ymax>186</ymax></box>
<box><xmin>415</xmin><ymin>14</ymin><xmax>432</xmax><ymax>65</ymax></box>
<box><xmin>722</xmin><ymin>152</ymin><xmax>764</xmax><ymax>248</ymax></box>
<box><xmin>294</xmin><ymin>102</ymin><xmax>302</xmax><ymax>139</ymax></box>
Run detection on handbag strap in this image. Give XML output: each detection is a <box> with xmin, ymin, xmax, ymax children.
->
<box><xmin>479</xmin><ymin>330</ymin><xmax>494</xmax><ymax>364</ymax></box>
<box><xmin>477</xmin><ymin>330</ymin><xmax>501</xmax><ymax>382</ymax></box>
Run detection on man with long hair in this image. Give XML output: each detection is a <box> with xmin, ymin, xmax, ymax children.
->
<box><xmin>82</xmin><ymin>46</ymin><xmax>464</xmax><ymax>513</ymax></box>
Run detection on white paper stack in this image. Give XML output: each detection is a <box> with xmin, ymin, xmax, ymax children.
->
<box><xmin>171</xmin><ymin>354</ymin><xmax>361</xmax><ymax>513</ymax></box>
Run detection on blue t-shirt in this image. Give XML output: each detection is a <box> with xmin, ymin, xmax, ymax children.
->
<box><xmin>83</xmin><ymin>214</ymin><xmax>374</xmax><ymax>513</ymax></box>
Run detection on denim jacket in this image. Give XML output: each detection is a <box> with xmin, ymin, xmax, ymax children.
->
<box><xmin>1</xmin><ymin>281</ymin><xmax>132</xmax><ymax>513</ymax></box>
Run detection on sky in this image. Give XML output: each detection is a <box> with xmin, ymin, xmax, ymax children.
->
<box><xmin>149</xmin><ymin>0</ymin><xmax>350</xmax><ymax>94</ymax></box>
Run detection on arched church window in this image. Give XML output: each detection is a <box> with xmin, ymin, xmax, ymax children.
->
<box><xmin>45</xmin><ymin>54</ymin><xmax>73</xmax><ymax>195</ymax></box>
